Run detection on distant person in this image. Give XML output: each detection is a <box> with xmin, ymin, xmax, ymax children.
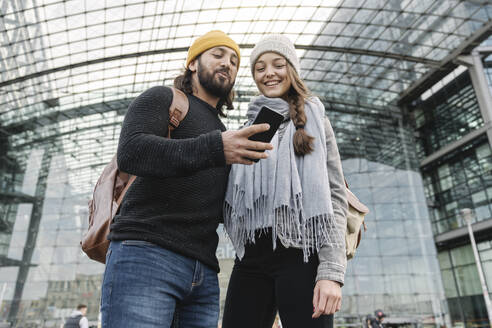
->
<box><xmin>368</xmin><ymin>310</ymin><xmax>385</xmax><ymax>328</ymax></box>
<box><xmin>64</xmin><ymin>304</ymin><xmax>88</xmax><ymax>328</ymax></box>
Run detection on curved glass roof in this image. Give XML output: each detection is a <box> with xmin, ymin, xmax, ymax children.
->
<box><xmin>1</xmin><ymin>0</ymin><xmax>491</xmax><ymax>192</ymax></box>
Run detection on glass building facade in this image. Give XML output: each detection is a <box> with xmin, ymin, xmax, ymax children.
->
<box><xmin>422</xmin><ymin>137</ymin><xmax>492</xmax><ymax>235</ymax></box>
<box><xmin>413</xmin><ymin>72</ymin><xmax>484</xmax><ymax>160</ymax></box>
<box><xmin>413</xmin><ymin>71</ymin><xmax>492</xmax><ymax>235</ymax></box>
<box><xmin>341</xmin><ymin>157</ymin><xmax>445</xmax><ymax>322</ymax></box>
<box><xmin>1</xmin><ymin>0</ymin><xmax>492</xmax><ymax>327</ymax></box>
<box><xmin>439</xmin><ymin>240</ymin><xmax>492</xmax><ymax>326</ymax></box>
<box><xmin>409</xmin><ymin>35</ymin><xmax>492</xmax><ymax>327</ymax></box>
<box><xmin>324</xmin><ymin>100</ymin><xmax>446</xmax><ymax>324</ymax></box>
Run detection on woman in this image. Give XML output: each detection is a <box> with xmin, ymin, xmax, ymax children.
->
<box><xmin>222</xmin><ymin>35</ymin><xmax>348</xmax><ymax>328</ymax></box>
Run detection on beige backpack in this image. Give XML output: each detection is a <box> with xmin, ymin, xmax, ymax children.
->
<box><xmin>345</xmin><ymin>182</ymin><xmax>369</xmax><ymax>260</ymax></box>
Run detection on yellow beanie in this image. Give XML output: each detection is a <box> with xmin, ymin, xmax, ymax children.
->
<box><xmin>186</xmin><ymin>30</ymin><xmax>240</xmax><ymax>68</ymax></box>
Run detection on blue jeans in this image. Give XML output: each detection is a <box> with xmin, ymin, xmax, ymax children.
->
<box><xmin>101</xmin><ymin>240</ymin><xmax>219</xmax><ymax>328</ymax></box>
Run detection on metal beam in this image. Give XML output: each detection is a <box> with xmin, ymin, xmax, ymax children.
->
<box><xmin>476</xmin><ymin>46</ymin><xmax>492</xmax><ymax>55</ymax></box>
<box><xmin>398</xmin><ymin>20</ymin><xmax>492</xmax><ymax>105</ymax></box>
<box><xmin>468</xmin><ymin>49</ymin><xmax>492</xmax><ymax>147</ymax></box>
<box><xmin>0</xmin><ymin>191</ymin><xmax>36</xmax><ymax>203</ymax></box>
<box><xmin>0</xmin><ymin>44</ymin><xmax>440</xmax><ymax>89</ymax></box>
<box><xmin>12</xmin><ymin>121</ymin><xmax>122</xmax><ymax>149</ymax></box>
<box><xmin>321</xmin><ymin>97</ymin><xmax>401</xmax><ymax>119</ymax></box>
<box><xmin>4</xmin><ymin>85</ymin><xmax>403</xmax><ymax>137</ymax></box>
<box><xmin>3</xmin><ymin>98</ymin><xmax>132</xmax><ymax>134</ymax></box>
<box><xmin>435</xmin><ymin>218</ymin><xmax>492</xmax><ymax>250</ymax></box>
<box><xmin>420</xmin><ymin>125</ymin><xmax>489</xmax><ymax>167</ymax></box>
<box><xmin>0</xmin><ymin>48</ymin><xmax>191</xmax><ymax>88</ymax></box>
<box><xmin>273</xmin><ymin>44</ymin><xmax>440</xmax><ymax>66</ymax></box>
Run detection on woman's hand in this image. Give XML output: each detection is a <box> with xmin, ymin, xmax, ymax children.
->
<box><xmin>312</xmin><ymin>280</ymin><xmax>342</xmax><ymax>318</ymax></box>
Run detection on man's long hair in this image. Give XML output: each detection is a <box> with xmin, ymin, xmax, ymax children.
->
<box><xmin>173</xmin><ymin>56</ymin><xmax>234</xmax><ymax>117</ymax></box>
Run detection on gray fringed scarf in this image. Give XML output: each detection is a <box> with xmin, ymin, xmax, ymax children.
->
<box><xmin>224</xmin><ymin>95</ymin><xmax>342</xmax><ymax>262</ymax></box>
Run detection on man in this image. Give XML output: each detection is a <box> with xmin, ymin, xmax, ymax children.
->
<box><xmin>368</xmin><ymin>310</ymin><xmax>385</xmax><ymax>328</ymax></box>
<box><xmin>100</xmin><ymin>30</ymin><xmax>272</xmax><ymax>327</ymax></box>
<box><xmin>64</xmin><ymin>304</ymin><xmax>88</xmax><ymax>328</ymax></box>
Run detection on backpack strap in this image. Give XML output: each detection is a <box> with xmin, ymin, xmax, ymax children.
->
<box><xmin>167</xmin><ymin>87</ymin><xmax>189</xmax><ymax>138</ymax></box>
<box><xmin>116</xmin><ymin>87</ymin><xmax>189</xmax><ymax>207</ymax></box>
<box><xmin>117</xmin><ymin>174</ymin><xmax>136</xmax><ymax>207</ymax></box>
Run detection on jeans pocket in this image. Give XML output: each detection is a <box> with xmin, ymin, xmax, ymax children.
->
<box><xmin>121</xmin><ymin>240</ymin><xmax>156</xmax><ymax>247</ymax></box>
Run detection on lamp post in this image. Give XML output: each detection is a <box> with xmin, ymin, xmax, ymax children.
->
<box><xmin>460</xmin><ymin>208</ymin><xmax>492</xmax><ymax>326</ymax></box>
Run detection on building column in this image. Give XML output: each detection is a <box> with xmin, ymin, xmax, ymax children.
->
<box><xmin>467</xmin><ymin>49</ymin><xmax>492</xmax><ymax>147</ymax></box>
<box><xmin>7</xmin><ymin>148</ymin><xmax>52</xmax><ymax>325</ymax></box>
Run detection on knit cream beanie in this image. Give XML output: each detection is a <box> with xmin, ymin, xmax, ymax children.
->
<box><xmin>250</xmin><ymin>34</ymin><xmax>300</xmax><ymax>75</ymax></box>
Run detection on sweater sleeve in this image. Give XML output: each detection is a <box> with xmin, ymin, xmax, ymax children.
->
<box><xmin>316</xmin><ymin>115</ymin><xmax>348</xmax><ymax>285</ymax></box>
<box><xmin>117</xmin><ymin>86</ymin><xmax>226</xmax><ymax>178</ymax></box>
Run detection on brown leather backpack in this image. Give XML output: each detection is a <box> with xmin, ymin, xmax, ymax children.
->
<box><xmin>81</xmin><ymin>87</ymin><xmax>189</xmax><ymax>263</ymax></box>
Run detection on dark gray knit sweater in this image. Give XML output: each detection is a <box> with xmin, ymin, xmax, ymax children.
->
<box><xmin>108</xmin><ymin>86</ymin><xmax>229</xmax><ymax>272</ymax></box>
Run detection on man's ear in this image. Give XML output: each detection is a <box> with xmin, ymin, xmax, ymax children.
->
<box><xmin>188</xmin><ymin>58</ymin><xmax>198</xmax><ymax>72</ymax></box>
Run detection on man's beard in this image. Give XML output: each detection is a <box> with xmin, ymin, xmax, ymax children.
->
<box><xmin>197</xmin><ymin>59</ymin><xmax>234</xmax><ymax>98</ymax></box>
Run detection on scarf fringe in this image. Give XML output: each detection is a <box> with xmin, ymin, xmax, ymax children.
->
<box><xmin>224</xmin><ymin>191</ymin><xmax>344</xmax><ymax>262</ymax></box>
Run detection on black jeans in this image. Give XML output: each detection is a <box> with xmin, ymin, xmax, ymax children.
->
<box><xmin>222</xmin><ymin>230</ymin><xmax>334</xmax><ymax>328</ymax></box>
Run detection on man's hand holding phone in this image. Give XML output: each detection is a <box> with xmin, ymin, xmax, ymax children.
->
<box><xmin>246</xmin><ymin>106</ymin><xmax>284</xmax><ymax>162</ymax></box>
<box><xmin>222</xmin><ymin>106</ymin><xmax>284</xmax><ymax>165</ymax></box>
<box><xmin>222</xmin><ymin>124</ymin><xmax>273</xmax><ymax>165</ymax></box>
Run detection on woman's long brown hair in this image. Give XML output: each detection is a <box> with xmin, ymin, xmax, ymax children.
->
<box><xmin>284</xmin><ymin>63</ymin><xmax>315</xmax><ymax>156</ymax></box>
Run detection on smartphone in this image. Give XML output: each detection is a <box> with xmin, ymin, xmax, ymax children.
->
<box><xmin>247</xmin><ymin>106</ymin><xmax>284</xmax><ymax>162</ymax></box>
